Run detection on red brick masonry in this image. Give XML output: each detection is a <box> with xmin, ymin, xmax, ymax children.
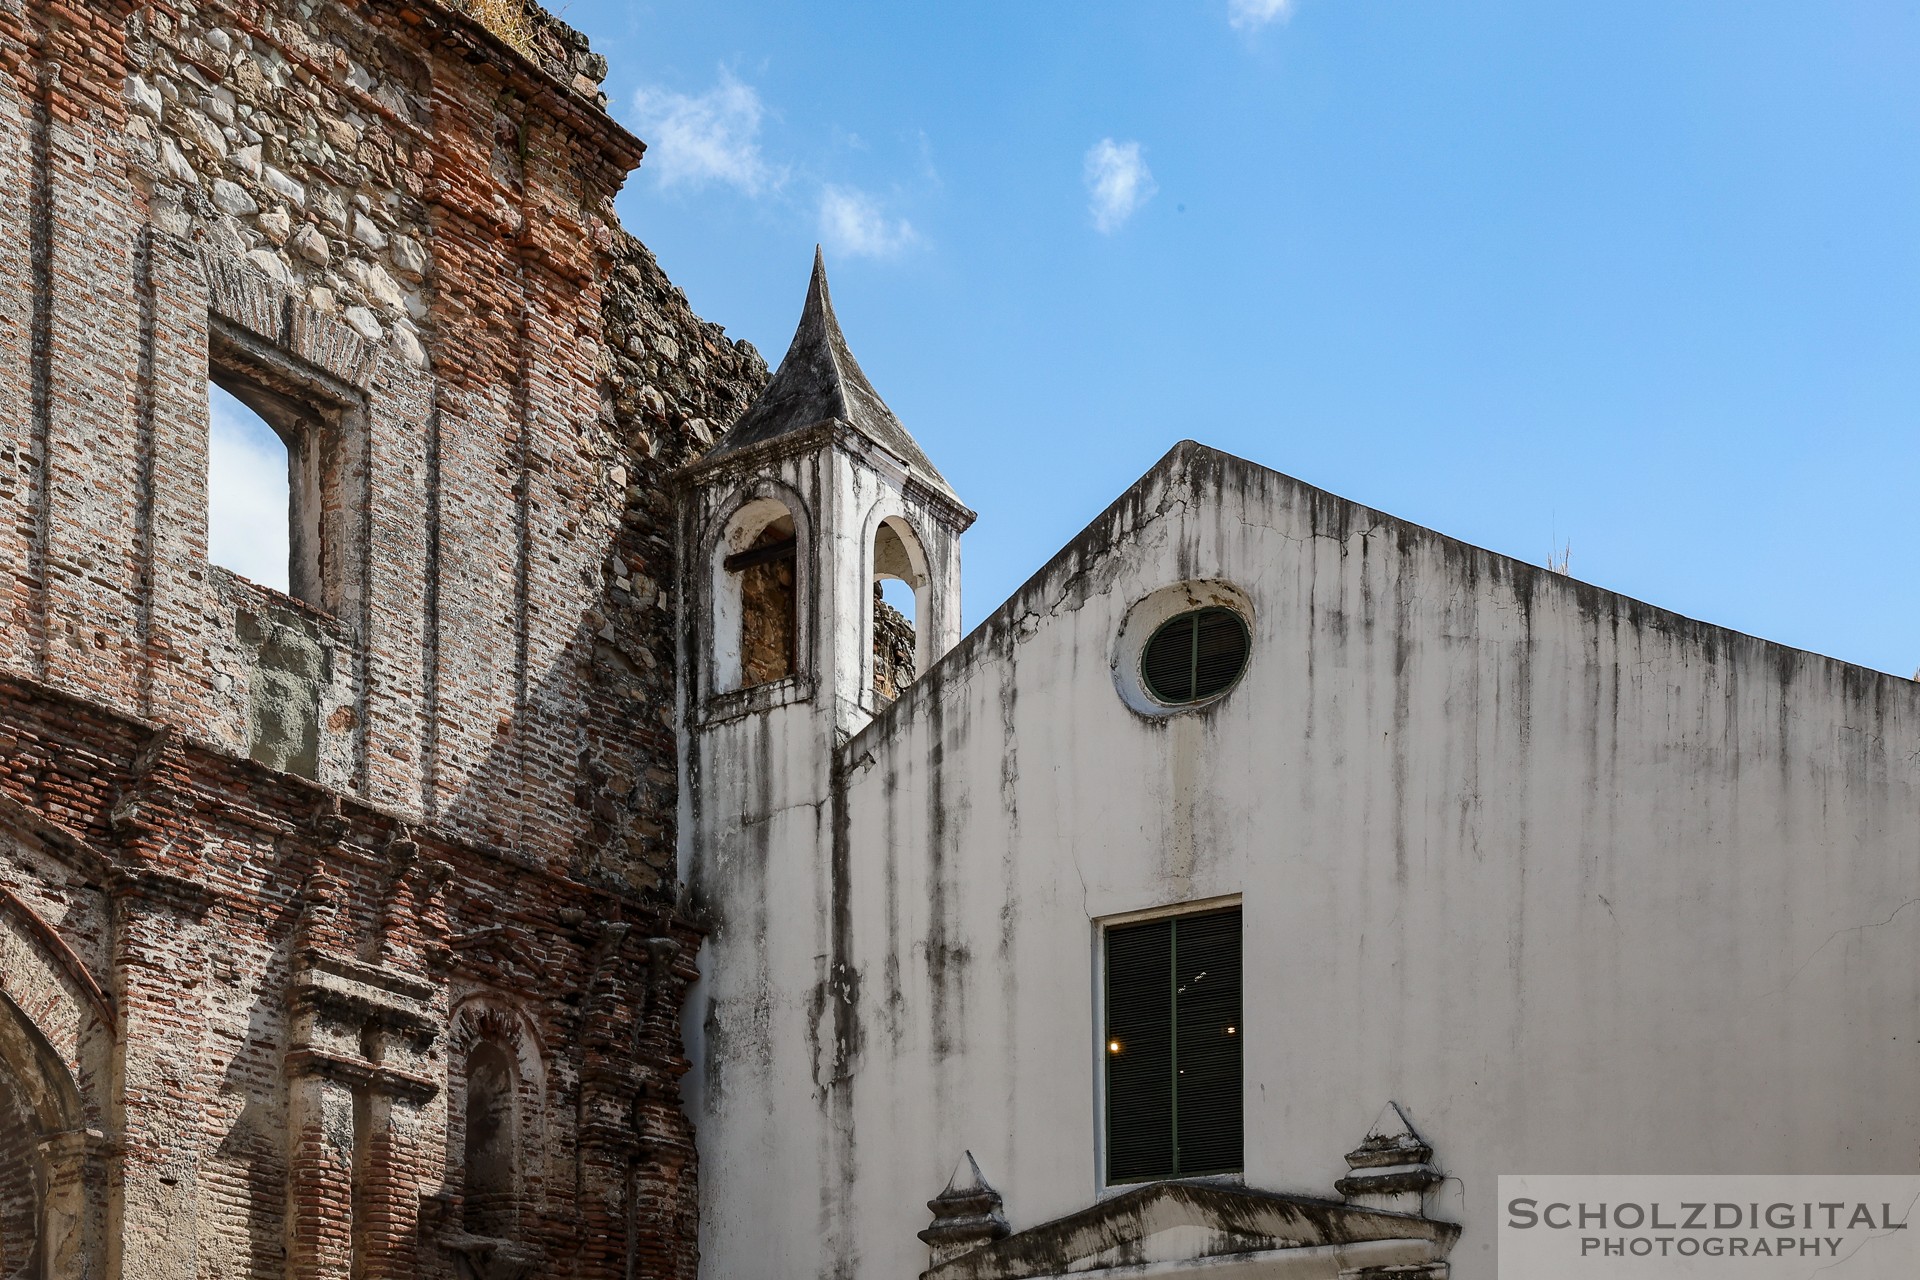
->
<box><xmin>0</xmin><ymin>0</ymin><xmax>764</xmax><ymax>1274</ymax></box>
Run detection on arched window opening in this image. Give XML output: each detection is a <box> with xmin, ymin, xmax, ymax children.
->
<box><xmin>872</xmin><ymin>518</ymin><xmax>928</xmax><ymax>704</ymax></box>
<box><xmin>207</xmin><ymin>378</ymin><xmax>293</xmax><ymax>595</ymax></box>
<box><xmin>723</xmin><ymin>505</ymin><xmax>799</xmax><ymax>689</ymax></box>
<box><xmin>462</xmin><ymin>1041</ymin><xmax>518</xmax><ymax>1237</ymax></box>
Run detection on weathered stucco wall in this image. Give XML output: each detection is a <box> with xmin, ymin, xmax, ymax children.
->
<box><xmin>684</xmin><ymin>441</ymin><xmax>1920</xmax><ymax>1279</ymax></box>
<box><xmin>677</xmin><ymin>411</ymin><xmax>972</xmax><ymax>1276</ymax></box>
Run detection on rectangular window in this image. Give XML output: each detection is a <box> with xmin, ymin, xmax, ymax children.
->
<box><xmin>1104</xmin><ymin>906</ymin><xmax>1242</xmax><ymax>1184</ymax></box>
<box><xmin>208</xmin><ymin>321</ymin><xmax>365</xmax><ymax>617</ymax></box>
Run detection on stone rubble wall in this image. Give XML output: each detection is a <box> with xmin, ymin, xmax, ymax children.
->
<box><xmin>126</xmin><ymin>1</ymin><xmax>439</xmax><ymax>365</ymax></box>
<box><xmin>873</xmin><ymin>591</ymin><xmax>916</xmax><ymax>703</ymax></box>
<box><xmin>577</xmin><ymin>230</ymin><xmax>765</xmax><ymax>886</ymax></box>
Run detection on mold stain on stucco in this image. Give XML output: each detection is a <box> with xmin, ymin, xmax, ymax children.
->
<box><xmin>994</xmin><ymin>637</ymin><xmax>1022</xmax><ymax>1130</ymax></box>
<box><xmin>923</xmin><ymin>674</ymin><xmax>957</xmax><ymax>1062</ymax></box>
<box><xmin>817</xmin><ymin>751</ymin><xmax>864</xmax><ymax>1280</ymax></box>
<box><xmin>881</xmin><ymin>756</ymin><xmax>905</xmax><ymax>1050</ymax></box>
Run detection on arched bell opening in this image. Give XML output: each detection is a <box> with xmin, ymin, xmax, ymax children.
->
<box><xmin>712</xmin><ymin>495</ymin><xmax>808</xmax><ymax>695</ymax></box>
<box><xmin>871</xmin><ymin>515</ymin><xmax>931</xmax><ymax>704</ymax></box>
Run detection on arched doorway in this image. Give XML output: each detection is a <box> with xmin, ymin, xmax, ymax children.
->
<box><xmin>0</xmin><ymin>990</ymin><xmax>86</xmax><ymax>1280</ymax></box>
<box><xmin>0</xmin><ymin>1050</ymin><xmax>42</xmax><ymax>1279</ymax></box>
<box><xmin>0</xmin><ymin>870</ymin><xmax>113</xmax><ymax>1280</ymax></box>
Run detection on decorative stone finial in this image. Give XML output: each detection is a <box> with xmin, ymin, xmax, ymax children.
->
<box><xmin>1335</xmin><ymin>1101</ymin><xmax>1443</xmax><ymax>1216</ymax></box>
<box><xmin>918</xmin><ymin>1151</ymin><xmax>1010</xmax><ymax>1266</ymax></box>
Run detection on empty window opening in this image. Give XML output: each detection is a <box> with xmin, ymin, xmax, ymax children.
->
<box><xmin>727</xmin><ymin>511</ymin><xmax>799</xmax><ymax>688</ymax></box>
<box><xmin>1104</xmin><ymin>906</ymin><xmax>1243</xmax><ymax>1184</ymax></box>
<box><xmin>463</xmin><ymin>1042</ymin><xmax>518</xmax><ymax>1237</ymax></box>
<box><xmin>872</xmin><ymin>517</ymin><xmax>928</xmax><ymax>704</ymax></box>
<box><xmin>873</xmin><ymin>579</ymin><xmax>916</xmax><ymax>703</ymax></box>
<box><xmin>207</xmin><ymin>324</ymin><xmax>364</xmax><ymax>615</ymax></box>
<box><xmin>207</xmin><ymin>379</ymin><xmax>293</xmax><ymax>595</ymax></box>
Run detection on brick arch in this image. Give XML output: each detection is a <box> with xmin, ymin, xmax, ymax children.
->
<box><xmin>0</xmin><ymin>1008</ymin><xmax>54</xmax><ymax>1280</ymax></box>
<box><xmin>0</xmin><ymin>815</ymin><xmax>115</xmax><ymax>1094</ymax></box>
<box><xmin>0</xmin><ymin>989</ymin><xmax>95</xmax><ymax>1280</ymax></box>
<box><xmin>0</xmin><ymin>821</ymin><xmax>115</xmax><ymax>1280</ymax></box>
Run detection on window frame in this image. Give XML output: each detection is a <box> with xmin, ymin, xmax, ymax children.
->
<box><xmin>1110</xmin><ymin>582</ymin><xmax>1255</xmax><ymax>720</ymax></box>
<box><xmin>1093</xmin><ymin>894</ymin><xmax>1245</xmax><ymax>1192</ymax></box>
<box><xmin>207</xmin><ymin>318</ymin><xmax>369</xmax><ymax>618</ymax></box>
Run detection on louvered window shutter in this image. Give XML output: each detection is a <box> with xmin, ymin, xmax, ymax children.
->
<box><xmin>1140</xmin><ymin>608</ymin><xmax>1250</xmax><ymax>704</ymax></box>
<box><xmin>1104</xmin><ymin>907</ymin><xmax>1242</xmax><ymax>1183</ymax></box>
<box><xmin>1105</xmin><ymin>918</ymin><xmax>1174</xmax><ymax>1183</ymax></box>
<box><xmin>1172</xmin><ymin>909</ymin><xmax>1243</xmax><ymax>1175</ymax></box>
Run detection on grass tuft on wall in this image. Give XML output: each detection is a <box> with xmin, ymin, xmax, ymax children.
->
<box><xmin>468</xmin><ymin>0</ymin><xmax>536</xmax><ymax>58</ymax></box>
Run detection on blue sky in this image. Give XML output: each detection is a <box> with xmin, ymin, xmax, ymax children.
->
<box><xmin>200</xmin><ymin>2</ymin><xmax>1914</xmax><ymax>675</ymax></box>
<box><xmin>567</xmin><ymin>0</ymin><xmax>1919</xmax><ymax>675</ymax></box>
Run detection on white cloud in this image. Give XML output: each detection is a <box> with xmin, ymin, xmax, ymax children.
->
<box><xmin>1227</xmin><ymin>0</ymin><xmax>1293</xmax><ymax>30</ymax></box>
<box><xmin>818</xmin><ymin>186</ymin><xmax>919</xmax><ymax>259</ymax></box>
<box><xmin>207</xmin><ymin>382</ymin><xmax>289</xmax><ymax>593</ymax></box>
<box><xmin>632</xmin><ymin>69</ymin><xmax>781</xmax><ymax>195</ymax></box>
<box><xmin>1084</xmin><ymin>138</ymin><xmax>1157</xmax><ymax>234</ymax></box>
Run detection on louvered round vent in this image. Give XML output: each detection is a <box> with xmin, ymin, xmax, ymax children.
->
<box><xmin>1139</xmin><ymin>607</ymin><xmax>1249</xmax><ymax>705</ymax></box>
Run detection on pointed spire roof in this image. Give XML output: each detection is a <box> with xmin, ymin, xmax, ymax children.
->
<box><xmin>937</xmin><ymin>1151</ymin><xmax>997</xmax><ymax>1202</ymax></box>
<box><xmin>707</xmin><ymin>248</ymin><xmax>957</xmax><ymax>501</ymax></box>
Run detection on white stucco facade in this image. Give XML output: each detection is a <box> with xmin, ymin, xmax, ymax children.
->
<box><xmin>677</xmin><ymin>301</ymin><xmax>1920</xmax><ymax>1280</ymax></box>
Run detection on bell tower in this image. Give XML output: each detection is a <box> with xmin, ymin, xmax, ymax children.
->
<box><xmin>673</xmin><ymin>250</ymin><xmax>972</xmax><ymax>1272</ymax></box>
<box><xmin>676</xmin><ymin>249</ymin><xmax>973</xmax><ymax>742</ymax></box>
<box><xmin>674</xmin><ymin>258</ymin><xmax>973</xmax><ymax>1244</ymax></box>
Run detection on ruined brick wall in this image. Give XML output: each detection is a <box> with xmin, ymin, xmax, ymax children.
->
<box><xmin>0</xmin><ymin>675</ymin><xmax>709</xmax><ymax>1278</ymax></box>
<box><xmin>0</xmin><ymin>0</ymin><xmax>765</xmax><ymax>1275</ymax></box>
<box><xmin>0</xmin><ymin>0</ymin><xmax>764</xmax><ymax>890</ymax></box>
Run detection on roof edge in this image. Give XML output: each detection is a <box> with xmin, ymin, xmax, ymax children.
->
<box><xmin>849</xmin><ymin>438</ymin><xmax>1917</xmax><ymax>755</ymax></box>
<box><xmin>677</xmin><ymin>420</ymin><xmax>978</xmax><ymax>530</ymax></box>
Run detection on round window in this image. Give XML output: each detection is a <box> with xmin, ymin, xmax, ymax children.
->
<box><xmin>1139</xmin><ymin>607</ymin><xmax>1250</xmax><ymax>705</ymax></box>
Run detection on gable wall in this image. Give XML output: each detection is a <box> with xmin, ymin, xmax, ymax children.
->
<box><xmin>687</xmin><ymin>444</ymin><xmax>1920</xmax><ymax>1279</ymax></box>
